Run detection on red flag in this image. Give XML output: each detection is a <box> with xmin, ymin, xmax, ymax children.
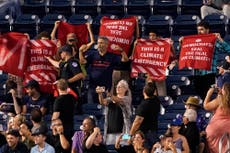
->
<box><xmin>0</xmin><ymin>32</ymin><xmax>29</xmax><ymax>77</ymax></box>
<box><xmin>99</xmin><ymin>16</ymin><xmax>136</xmax><ymax>55</ymax></box>
<box><xmin>24</xmin><ymin>40</ymin><xmax>58</xmax><ymax>94</ymax></box>
<box><xmin>179</xmin><ymin>34</ymin><xmax>216</xmax><ymax>70</ymax></box>
<box><xmin>131</xmin><ymin>38</ymin><xmax>171</xmax><ymax>81</ymax></box>
<box><xmin>57</xmin><ymin>22</ymin><xmax>88</xmax><ymax>48</ymax></box>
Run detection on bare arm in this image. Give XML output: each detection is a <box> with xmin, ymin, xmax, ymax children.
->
<box><xmin>50</xmin><ymin>21</ymin><xmax>60</xmax><ymax>40</ymax></box>
<box><xmin>52</xmin><ymin>112</ymin><xmax>60</xmax><ymax>120</ymax></box>
<box><xmin>181</xmin><ymin>136</ymin><xmax>190</xmax><ymax>153</ymax></box>
<box><xmin>96</xmin><ymin>87</ymin><xmax>108</xmax><ymax>106</ymax></box>
<box><xmin>57</xmin><ymin>125</ymin><xmax>70</xmax><ymax>150</ymax></box>
<box><xmin>130</xmin><ymin>115</ymin><xmax>144</xmax><ymax>135</ymax></box>
<box><xmin>45</xmin><ymin>56</ymin><xmax>60</xmax><ymax>68</ymax></box>
<box><xmin>85</xmin><ymin>127</ymin><xmax>100</xmax><ymax>149</ymax></box>
<box><xmin>68</xmin><ymin>72</ymin><xmax>85</xmax><ymax>84</ymax></box>
<box><xmin>9</xmin><ymin>89</ymin><xmax>21</xmax><ymax>114</ymax></box>
<box><xmin>203</xmin><ymin>88</ymin><xmax>220</xmax><ymax>111</ymax></box>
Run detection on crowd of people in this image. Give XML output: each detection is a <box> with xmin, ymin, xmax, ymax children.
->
<box><xmin>0</xmin><ymin>1</ymin><xmax>230</xmax><ymax>153</ymax></box>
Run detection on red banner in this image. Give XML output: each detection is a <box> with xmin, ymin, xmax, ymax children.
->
<box><xmin>24</xmin><ymin>40</ymin><xmax>58</xmax><ymax>94</ymax></box>
<box><xmin>57</xmin><ymin>22</ymin><xmax>89</xmax><ymax>48</ymax></box>
<box><xmin>131</xmin><ymin>38</ymin><xmax>171</xmax><ymax>81</ymax></box>
<box><xmin>179</xmin><ymin>34</ymin><xmax>216</xmax><ymax>70</ymax></box>
<box><xmin>0</xmin><ymin>32</ymin><xmax>29</xmax><ymax>77</ymax></box>
<box><xmin>99</xmin><ymin>16</ymin><xmax>136</xmax><ymax>55</ymax></box>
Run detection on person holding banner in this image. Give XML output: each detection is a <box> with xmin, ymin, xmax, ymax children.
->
<box><xmin>79</xmin><ymin>36</ymin><xmax>128</xmax><ymax>104</ymax></box>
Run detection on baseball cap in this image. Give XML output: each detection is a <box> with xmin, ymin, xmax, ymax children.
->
<box><xmin>24</xmin><ymin>80</ymin><xmax>40</xmax><ymax>88</ymax></box>
<box><xmin>6</xmin><ymin>129</ymin><xmax>20</xmax><ymax>137</ymax></box>
<box><xmin>32</xmin><ymin>125</ymin><xmax>48</xmax><ymax>136</ymax></box>
<box><xmin>58</xmin><ymin>45</ymin><xmax>73</xmax><ymax>54</ymax></box>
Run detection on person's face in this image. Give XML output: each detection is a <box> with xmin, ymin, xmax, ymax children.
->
<box><xmin>19</xmin><ymin>123</ymin><xmax>29</xmax><ymax>136</ymax></box>
<box><xmin>25</xmin><ymin>87</ymin><xmax>35</xmax><ymax>96</ymax></box>
<box><xmin>149</xmin><ymin>32</ymin><xmax>157</xmax><ymax>40</ymax></box>
<box><xmin>60</xmin><ymin>51</ymin><xmax>66</xmax><ymax>60</ymax></box>
<box><xmin>97</xmin><ymin>38</ymin><xmax>108</xmax><ymax>54</ymax></box>
<box><xmin>67</xmin><ymin>33</ymin><xmax>77</xmax><ymax>45</ymax></box>
<box><xmin>82</xmin><ymin>119</ymin><xmax>93</xmax><ymax>132</ymax></box>
<box><xmin>133</xmin><ymin>133</ymin><xmax>144</xmax><ymax>144</ymax></box>
<box><xmin>40</xmin><ymin>37</ymin><xmax>49</xmax><ymax>40</ymax></box>
<box><xmin>171</xmin><ymin>126</ymin><xmax>180</xmax><ymax>134</ymax></box>
<box><xmin>116</xmin><ymin>83</ymin><xmax>127</xmax><ymax>95</ymax></box>
<box><xmin>165</xmin><ymin>137</ymin><xmax>173</xmax><ymax>149</ymax></box>
<box><xmin>34</xmin><ymin>134</ymin><xmax>46</xmax><ymax>145</ymax></box>
<box><xmin>197</xmin><ymin>26</ymin><xmax>209</xmax><ymax>34</ymax></box>
<box><xmin>6</xmin><ymin>135</ymin><xmax>19</xmax><ymax>148</ymax></box>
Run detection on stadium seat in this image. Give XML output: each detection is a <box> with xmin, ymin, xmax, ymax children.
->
<box><xmin>12</xmin><ymin>14</ymin><xmax>40</xmax><ymax>38</ymax></box>
<box><xmin>0</xmin><ymin>14</ymin><xmax>13</xmax><ymax>34</ymax></box>
<box><xmin>39</xmin><ymin>13</ymin><xmax>66</xmax><ymax>34</ymax></box>
<box><xmin>166</xmin><ymin>75</ymin><xmax>191</xmax><ymax>87</ymax></box>
<box><xmin>166</xmin><ymin>103</ymin><xmax>185</xmax><ymax>113</ymax></box>
<box><xmin>224</xmin><ymin>34</ymin><xmax>230</xmax><ymax>43</ymax></box>
<box><xmin>81</xmin><ymin>103</ymin><xmax>104</xmax><ymax>119</ymax></box>
<box><xmin>46</xmin><ymin>0</ymin><xmax>72</xmax><ymax>17</ymax></box>
<box><xmin>169</xmin><ymin>66</ymin><xmax>194</xmax><ymax>76</ymax></box>
<box><xmin>179</xmin><ymin>0</ymin><xmax>203</xmax><ymax>16</ymax></box>
<box><xmin>72</xmin><ymin>0</ymin><xmax>99</xmax><ymax>18</ymax></box>
<box><xmin>204</xmin><ymin>14</ymin><xmax>228</xmax><ymax>38</ymax></box>
<box><xmin>143</xmin><ymin>15</ymin><xmax>173</xmax><ymax>37</ymax></box>
<box><xmin>126</xmin><ymin>0</ymin><xmax>153</xmax><ymax>19</ymax></box>
<box><xmin>158</xmin><ymin>96</ymin><xmax>174</xmax><ymax>108</ymax></box>
<box><xmin>68</xmin><ymin>14</ymin><xmax>93</xmax><ymax>24</ymax></box>
<box><xmin>172</xmin><ymin>15</ymin><xmax>201</xmax><ymax>36</ymax></box>
<box><xmin>92</xmin><ymin>14</ymin><xmax>118</xmax><ymax>36</ymax></box>
<box><xmin>175</xmin><ymin>94</ymin><xmax>202</xmax><ymax>104</ymax></box>
<box><xmin>99</xmin><ymin>0</ymin><xmax>125</xmax><ymax>18</ymax></box>
<box><xmin>153</xmin><ymin>0</ymin><xmax>179</xmax><ymax>18</ymax></box>
<box><xmin>21</xmin><ymin>0</ymin><xmax>47</xmax><ymax>18</ymax></box>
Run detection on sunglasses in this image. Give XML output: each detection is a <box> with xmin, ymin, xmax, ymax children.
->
<box><xmin>68</xmin><ymin>39</ymin><xmax>76</xmax><ymax>42</ymax></box>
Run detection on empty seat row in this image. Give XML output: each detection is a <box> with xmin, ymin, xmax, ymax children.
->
<box><xmin>21</xmin><ymin>0</ymin><xmax>203</xmax><ymax>19</ymax></box>
<box><xmin>1</xmin><ymin>13</ymin><xmax>230</xmax><ymax>39</ymax></box>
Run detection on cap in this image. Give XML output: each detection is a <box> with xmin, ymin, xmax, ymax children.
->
<box><xmin>171</xmin><ymin>115</ymin><xmax>183</xmax><ymax>126</ymax></box>
<box><xmin>24</xmin><ymin>80</ymin><xmax>40</xmax><ymax>88</ymax></box>
<box><xmin>6</xmin><ymin>129</ymin><xmax>20</xmax><ymax>137</ymax></box>
<box><xmin>32</xmin><ymin>125</ymin><xmax>48</xmax><ymax>136</ymax></box>
<box><xmin>183</xmin><ymin>109</ymin><xmax>197</xmax><ymax>122</ymax></box>
<box><xmin>184</xmin><ymin>96</ymin><xmax>201</xmax><ymax>107</ymax></box>
<box><xmin>58</xmin><ymin>45</ymin><xmax>73</xmax><ymax>54</ymax></box>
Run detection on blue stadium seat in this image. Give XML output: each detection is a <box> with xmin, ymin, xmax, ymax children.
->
<box><xmin>99</xmin><ymin>0</ymin><xmax>125</xmax><ymax>18</ymax></box>
<box><xmin>46</xmin><ymin>0</ymin><xmax>72</xmax><ymax>16</ymax></box>
<box><xmin>166</xmin><ymin>75</ymin><xmax>191</xmax><ymax>87</ymax></box>
<box><xmin>158</xmin><ymin>96</ymin><xmax>174</xmax><ymax>108</ymax></box>
<box><xmin>0</xmin><ymin>14</ymin><xmax>13</xmax><ymax>34</ymax></box>
<box><xmin>126</xmin><ymin>0</ymin><xmax>153</xmax><ymax>19</ymax></box>
<box><xmin>143</xmin><ymin>15</ymin><xmax>173</xmax><ymax>37</ymax></box>
<box><xmin>175</xmin><ymin>95</ymin><xmax>202</xmax><ymax>104</ymax></box>
<box><xmin>39</xmin><ymin>13</ymin><xmax>66</xmax><ymax>33</ymax></box>
<box><xmin>166</xmin><ymin>84</ymin><xmax>181</xmax><ymax>100</ymax></box>
<box><xmin>92</xmin><ymin>14</ymin><xmax>118</xmax><ymax>36</ymax></box>
<box><xmin>21</xmin><ymin>0</ymin><xmax>47</xmax><ymax>18</ymax></box>
<box><xmin>153</xmin><ymin>0</ymin><xmax>179</xmax><ymax>18</ymax></box>
<box><xmin>172</xmin><ymin>15</ymin><xmax>200</xmax><ymax>36</ymax></box>
<box><xmin>81</xmin><ymin>103</ymin><xmax>104</xmax><ymax>119</ymax></box>
<box><xmin>166</xmin><ymin>103</ymin><xmax>185</xmax><ymax>113</ymax></box>
<box><xmin>12</xmin><ymin>14</ymin><xmax>40</xmax><ymax>38</ymax></box>
<box><xmin>68</xmin><ymin>14</ymin><xmax>92</xmax><ymax>24</ymax></box>
<box><xmin>204</xmin><ymin>14</ymin><xmax>228</xmax><ymax>38</ymax></box>
<box><xmin>72</xmin><ymin>0</ymin><xmax>99</xmax><ymax>18</ymax></box>
<box><xmin>179</xmin><ymin>0</ymin><xmax>203</xmax><ymax>16</ymax></box>
<box><xmin>169</xmin><ymin>66</ymin><xmax>194</xmax><ymax>76</ymax></box>
<box><xmin>224</xmin><ymin>34</ymin><xmax>230</xmax><ymax>43</ymax></box>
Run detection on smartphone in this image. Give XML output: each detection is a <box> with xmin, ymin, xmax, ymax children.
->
<box><xmin>122</xmin><ymin>134</ymin><xmax>131</xmax><ymax>140</ymax></box>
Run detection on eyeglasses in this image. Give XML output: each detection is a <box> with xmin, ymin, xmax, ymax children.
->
<box><xmin>68</xmin><ymin>39</ymin><xmax>76</xmax><ymax>42</ymax></box>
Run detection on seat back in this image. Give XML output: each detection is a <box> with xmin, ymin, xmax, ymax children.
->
<box><xmin>68</xmin><ymin>14</ymin><xmax>92</xmax><ymax>24</ymax></box>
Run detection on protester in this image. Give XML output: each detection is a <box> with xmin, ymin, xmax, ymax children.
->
<box><xmin>0</xmin><ymin>129</ymin><xmax>29</xmax><ymax>153</ymax></box>
<box><xmin>204</xmin><ymin>82</ymin><xmax>230</xmax><ymax>152</ymax></box>
<box><xmin>71</xmin><ymin>116</ymin><xmax>96</xmax><ymax>153</ymax></box>
<box><xmin>96</xmin><ymin>79</ymin><xmax>132</xmax><ymax>145</ymax></box>
<box><xmin>79</xmin><ymin>36</ymin><xmax>128</xmax><ymax>103</ymax></box>
<box><xmin>200</xmin><ymin>0</ymin><xmax>230</xmax><ymax>19</ymax></box>
<box><xmin>130</xmin><ymin>82</ymin><xmax>160</xmax><ymax>149</ymax></box>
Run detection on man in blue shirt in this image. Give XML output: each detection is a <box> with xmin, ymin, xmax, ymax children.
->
<box><xmin>79</xmin><ymin>36</ymin><xmax>128</xmax><ymax>103</ymax></box>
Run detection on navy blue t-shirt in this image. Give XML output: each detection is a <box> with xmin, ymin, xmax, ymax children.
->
<box><xmin>86</xmin><ymin>51</ymin><xmax>121</xmax><ymax>89</ymax></box>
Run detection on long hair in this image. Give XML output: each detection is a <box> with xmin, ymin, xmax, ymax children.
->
<box><xmin>221</xmin><ymin>82</ymin><xmax>230</xmax><ymax>112</ymax></box>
